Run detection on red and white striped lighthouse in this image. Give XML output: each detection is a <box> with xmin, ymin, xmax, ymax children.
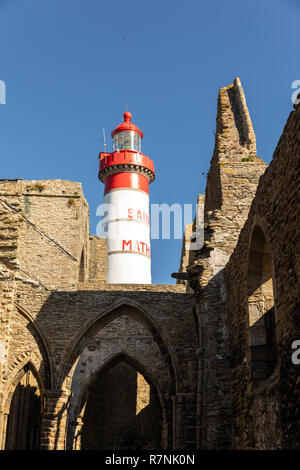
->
<box><xmin>98</xmin><ymin>111</ymin><xmax>155</xmax><ymax>284</ymax></box>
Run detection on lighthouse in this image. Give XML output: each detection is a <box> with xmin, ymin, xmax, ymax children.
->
<box><xmin>98</xmin><ymin>112</ymin><xmax>155</xmax><ymax>284</ymax></box>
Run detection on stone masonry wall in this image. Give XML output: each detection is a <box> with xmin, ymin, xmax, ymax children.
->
<box><xmin>176</xmin><ymin>194</ymin><xmax>205</xmax><ymax>292</ymax></box>
<box><xmin>187</xmin><ymin>78</ymin><xmax>267</xmax><ymax>449</ymax></box>
<box><xmin>0</xmin><ymin>179</ymin><xmax>90</xmax><ymax>290</ymax></box>
<box><xmin>1</xmin><ymin>77</ymin><xmax>299</xmax><ymax>451</ymax></box>
<box><xmin>0</xmin><ymin>275</ymin><xmax>197</xmax><ymax>449</ymax></box>
<box><xmin>226</xmin><ymin>100</ymin><xmax>300</xmax><ymax>449</ymax></box>
<box><xmin>0</xmin><ymin>175</ymin><xmax>197</xmax><ymax>450</ymax></box>
<box><xmin>0</xmin><ymin>178</ymin><xmax>91</xmax><ymax>448</ymax></box>
<box><xmin>78</xmin><ymin>361</ymin><xmax>162</xmax><ymax>450</ymax></box>
<box><xmin>0</xmin><ymin>198</ymin><xmax>21</xmax><ymax>421</ymax></box>
<box><xmin>88</xmin><ymin>236</ymin><xmax>107</xmax><ymax>283</ymax></box>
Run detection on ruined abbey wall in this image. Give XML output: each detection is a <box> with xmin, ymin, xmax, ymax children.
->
<box><xmin>0</xmin><ymin>180</ymin><xmax>89</xmax><ymax>290</ymax></box>
<box><xmin>187</xmin><ymin>78</ymin><xmax>267</xmax><ymax>449</ymax></box>
<box><xmin>0</xmin><ymin>78</ymin><xmax>299</xmax><ymax>451</ymax></box>
<box><xmin>183</xmin><ymin>79</ymin><xmax>300</xmax><ymax>450</ymax></box>
<box><xmin>0</xmin><ymin>178</ymin><xmax>198</xmax><ymax>450</ymax></box>
<box><xmin>0</xmin><ymin>281</ymin><xmax>196</xmax><ymax>450</ymax></box>
<box><xmin>226</xmin><ymin>99</ymin><xmax>300</xmax><ymax>449</ymax></box>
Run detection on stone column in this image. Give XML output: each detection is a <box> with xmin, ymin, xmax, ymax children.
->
<box><xmin>40</xmin><ymin>389</ymin><xmax>72</xmax><ymax>450</ymax></box>
<box><xmin>72</xmin><ymin>415</ymin><xmax>83</xmax><ymax>450</ymax></box>
<box><xmin>173</xmin><ymin>392</ymin><xmax>197</xmax><ymax>450</ymax></box>
<box><xmin>161</xmin><ymin>416</ymin><xmax>169</xmax><ymax>450</ymax></box>
<box><xmin>172</xmin><ymin>394</ymin><xmax>183</xmax><ymax>450</ymax></box>
<box><xmin>0</xmin><ymin>406</ymin><xmax>8</xmax><ymax>450</ymax></box>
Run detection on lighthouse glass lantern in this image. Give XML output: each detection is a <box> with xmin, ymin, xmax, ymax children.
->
<box><xmin>98</xmin><ymin>112</ymin><xmax>155</xmax><ymax>284</ymax></box>
<box><xmin>113</xmin><ymin>131</ymin><xmax>141</xmax><ymax>152</ymax></box>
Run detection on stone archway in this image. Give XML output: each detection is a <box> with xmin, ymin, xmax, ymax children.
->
<box><xmin>60</xmin><ymin>302</ymin><xmax>177</xmax><ymax>394</ymax></box>
<box><xmin>4</xmin><ymin>364</ymin><xmax>42</xmax><ymax>450</ymax></box>
<box><xmin>78</xmin><ymin>355</ymin><xmax>162</xmax><ymax>450</ymax></box>
<box><xmin>65</xmin><ymin>305</ymin><xmax>174</xmax><ymax>450</ymax></box>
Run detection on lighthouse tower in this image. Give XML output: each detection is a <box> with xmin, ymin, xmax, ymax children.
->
<box><xmin>98</xmin><ymin>112</ymin><xmax>155</xmax><ymax>284</ymax></box>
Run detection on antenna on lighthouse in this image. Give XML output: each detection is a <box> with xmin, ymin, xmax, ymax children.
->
<box><xmin>125</xmin><ymin>97</ymin><xmax>129</xmax><ymax>112</ymax></box>
<box><xmin>103</xmin><ymin>128</ymin><xmax>106</xmax><ymax>152</ymax></box>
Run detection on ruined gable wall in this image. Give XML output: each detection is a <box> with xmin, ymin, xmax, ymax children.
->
<box><xmin>204</xmin><ymin>78</ymin><xmax>258</xmax><ymax>217</ymax></box>
<box><xmin>187</xmin><ymin>78</ymin><xmax>267</xmax><ymax>449</ymax></box>
<box><xmin>226</xmin><ymin>101</ymin><xmax>300</xmax><ymax>449</ymax></box>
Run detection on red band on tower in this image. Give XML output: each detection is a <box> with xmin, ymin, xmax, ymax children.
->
<box><xmin>104</xmin><ymin>172</ymin><xmax>149</xmax><ymax>194</ymax></box>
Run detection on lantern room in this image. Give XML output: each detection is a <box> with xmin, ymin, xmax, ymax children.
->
<box><xmin>111</xmin><ymin>111</ymin><xmax>143</xmax><ymax>152</ymax></box>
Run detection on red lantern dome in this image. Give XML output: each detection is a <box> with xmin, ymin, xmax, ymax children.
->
<box><xmin>111</xmin><ymin>112</ymin><xmax>144</xmax><ymax>139</ymax></box>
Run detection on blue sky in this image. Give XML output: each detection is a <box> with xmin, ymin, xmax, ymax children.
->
<box><xmin>0</xmin><ymin>0</ymin><xmax>299</xmax><ymax>284</ymax></box>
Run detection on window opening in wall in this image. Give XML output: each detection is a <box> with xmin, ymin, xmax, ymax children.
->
<box><xmin>247</xmin><ymin>226</ymin><xmax>277</xmax><ymax>390</ymax></box>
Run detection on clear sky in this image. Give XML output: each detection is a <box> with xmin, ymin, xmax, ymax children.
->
<box><xmin>0</xmin><ymin>0</ymin><xmax>299</xmax><ymax>284</ymax></box>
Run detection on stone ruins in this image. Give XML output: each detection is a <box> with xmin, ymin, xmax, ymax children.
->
<box><xmin>0</xmin><ymin>78</ymin><xmax>299</xmax><ymax>450</ymax></box>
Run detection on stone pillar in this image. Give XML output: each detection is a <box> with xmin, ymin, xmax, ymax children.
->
<box><xmin>172</xmin><ymin>394</ymin><xmax>183</xmax><ymax>450</ymax></box>
<box><xmin>40</xmin><ymin>389</ymin><xmax>71</xmax><ymax>450</ymax></box>
<box><xmin>70</xmin><ymin>403</ymin><xmax>87</xmax><ymax>450</ymax></box>
<box><xmin>72</xmin><ymin>415</ymin><xmax>84</xmax><ymax>450</ymax></box>
<box><xmin>173</xmin><ymin>393</ymin><xmax>197</xmax><ymax>450</ymax></box>
<box><xmin>161</xmin><ymin>416</ymin><xmax>169</xmax><ymax>450</ymax></box>
<box><xmin>0</xmin><ymin>406</ymin><xmax>8</xmax><ymax>450</ymax></box>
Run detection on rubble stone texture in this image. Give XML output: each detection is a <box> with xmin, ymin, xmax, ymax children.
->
<box><xmin>0</xmin><ymin>78</ymin><xmax>299</xmax><ymax>450</ymax></box>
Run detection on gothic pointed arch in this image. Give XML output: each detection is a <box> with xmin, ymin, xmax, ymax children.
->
<box><xmin>63</xmin><ymin>303</ymin><xmax>177</xmax><ymax>450</ymax></box>
<box><xmin>72</xmin><ymin>352</ymin><xmax>164</xmax><ymax>450</ymax></box>
<box><xmin>78</xmin><ymin>245</ymin><xmax>87</xmax><ymax>282</ymax></box>
<box><xmin>4</xmin><ymin>362</ymin><xmax>43</xmax><ymax>450</ymax></box>
<box><xmin>247</xmin><ymin>222</ymin><xmax>278</xmax><ymax>389</ymax></box>
<box><xmin>15</xmin><ymin>303</ymin><xmax>53</xmax><ymax>388</ymax></box>
<box><xmin>60</xmin><ymin>301</ymin><xmax>178</xmax><ymax>395</ymax></box>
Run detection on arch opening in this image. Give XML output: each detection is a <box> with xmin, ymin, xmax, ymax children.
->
<box><xmin>78</xmin><ymin>247</ymin><xmax>86</xmax><ymax>282</ymax></box>
<box><xmin>77</xmin><ymin>357</ymin><xmax>162</xmax><ymax>450</ymax></box>
<box><xmin>61</xmin><ymin>303</ymin><xmax>177</xmax><ymax>397</ymax></box>
<box><xmin>5</xmin><ymin>365</ymin><xmax>42</xmax><ymax>450</ymax></box>
<box><xmin>247</xmin><ymin>226</ymin><xmax>277</xmax><ymax>390</ymax></box>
